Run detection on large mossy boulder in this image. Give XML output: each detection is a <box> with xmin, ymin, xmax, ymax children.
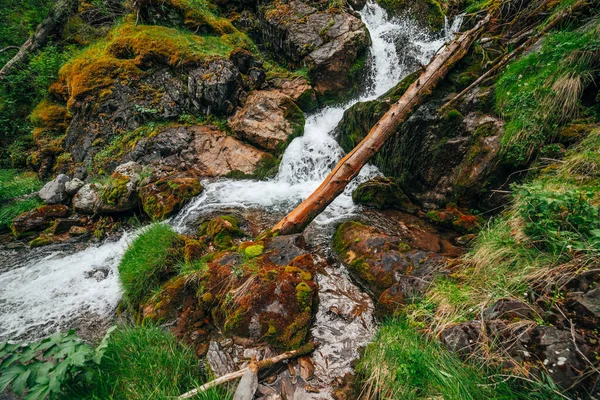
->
<box><xmin>137</xmin><ymin>219</ymin><xmax>318</xmax><ymax>351</ymax></box>
<box><xmin>333</xmin><ymin>221</ymin><xmax>449</xmax><ymax>314</ymax></box>
<box><xmin>336</xmin><ymin>70</ymin><xmax>506</xmax><ymax>211</ymax></box>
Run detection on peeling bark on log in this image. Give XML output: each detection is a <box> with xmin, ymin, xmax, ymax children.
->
<box><xmin>272</xmin><ymin>15</ymin><xmax>491</xmax><ymax>236</ymax></box>
<box><xmin>441</xmin><ymin>0</ymin><xmax>588</xmax><ymax>111</ymax></box>
<box><xmin>0</xmin><ymin>0</ymin><xmax>77</xmax><ymax>79</ymax></box>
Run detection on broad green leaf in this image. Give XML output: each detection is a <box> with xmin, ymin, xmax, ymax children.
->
<box><xmin>0</xmin><ymin>364</ymin><xmax>26</xmax><ymax>392</ymax></box>
<box><xmin>11</xmin><ymin>368</ymin><xmax>31</xmax><ymax>395</ymax></box>
<box><xmin>24</xmin><ymin>384</ymin><xmax>51</xmax><ymax>400</ymax></box>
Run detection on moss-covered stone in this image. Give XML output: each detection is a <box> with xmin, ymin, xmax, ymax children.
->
<box><xmin>140</xmin><ymin>175</ymin><xmax>203</xmax><ymax>221</ymax></box>
<box><xmin>353</xmin><ymin>176</ymin><xmax>417</xmax><ymax>212</ymax></box>
<box><xmin>376</xmin><ymin>0</ymin><xmax>445</xmax><ymax>30</ymax></box>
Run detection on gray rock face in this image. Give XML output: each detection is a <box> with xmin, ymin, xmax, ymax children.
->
<box><xmin>62</xmin><ymin>58</ymin><xmax>245</xmax><ymax>167</ymax></box>
<box><xmin>64</xmin><ymin>178</ymin><xmax>84</xmax><ymax>195</ymax></box>
<box><xmin>188</xmin><ymin>58</ymin><xmax>243</xmax><ymax>115</ymax></box>
<box><xmin>114</xmin><ymin>161</ymin><xmax>143</xmax><ymax>184</ymax></box>
<box><xmin>39</xmin><ymin>174</ymin><xmax>70</xmax><ymax>204</ymax></box>
<box><xmin>260</xmin><ymin>1</ymin><xmax>370</xmax><ymax>97</ymax></box>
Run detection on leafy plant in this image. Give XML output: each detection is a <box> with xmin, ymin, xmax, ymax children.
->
<box><xmin>517</xmin><ymin>183</ymin><xmax>600</xmax><ymax>253</ymax></box>
<box><xmin>0</xmin><ymin>327</ymin><xmax>115</xmax><ymax>399</ymax></box>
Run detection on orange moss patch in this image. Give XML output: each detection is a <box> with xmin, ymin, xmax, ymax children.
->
<box><xmin>30</xmin><ymin>100</ymin><xmax>71</xmax><ymax>131</ymax></box>
<box><xmin>57</xmin><ymin>21</ymin><xmax>242</xmax><ymax>107</ymax></box>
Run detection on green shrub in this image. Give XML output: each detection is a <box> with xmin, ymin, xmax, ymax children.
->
<box><xmin>357</xmin><ymin>318</ymin><xmax>564</xmax><ymax>400</ymax></box>
<box><xmin>118</xmin><ymin>224</ymin><xmax>180</xmax><ymax>309</ymax></box>
<box><xmin>62</xmin><ymin>325</ymin><xmax>227</xmax><ymax>400</ymax></box>
<box><xmin>517</xmin><ymin>183</ymin><xmax>600</xmax><ymax>253</ymax></box>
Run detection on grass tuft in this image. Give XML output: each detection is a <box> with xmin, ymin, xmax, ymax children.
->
<box><xmin>118</xmin><ymin>223</ymin><xmax>180</xmax><ymax>310</ymax></box>
<box><xmin>356</xmin><ymin>318</ymin><xmax>564</xmax><ymax>400</ymax></box>
<box><xmin>62</xmin><ymin>325</ymin><xmax>228</xmax><ymax>399</ymax></box>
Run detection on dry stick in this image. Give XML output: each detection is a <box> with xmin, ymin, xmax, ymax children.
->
<box><xmin>440</xmin><ymin>0</ymin><xmax>588</xmax><ymax>112</ymax></box>
<box><xmin>0</xmin><ymin>0</ymin><xmax>77</xmax><ymax>79</ymax></box>
<box><xmin>177</xmin><ymin>342</ymin><xmax>318</xmax><ymax>399</ymax></box>
<box><xmin>271</xmin><ymin>14</ymin><xmax>491</xmax><ymax>236</ymax></box>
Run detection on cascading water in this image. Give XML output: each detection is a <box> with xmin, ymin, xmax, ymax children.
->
<box><xmin>0</xmin><ymin>1</ymin><xmax>462</xmax><ymax>381</ymax></box>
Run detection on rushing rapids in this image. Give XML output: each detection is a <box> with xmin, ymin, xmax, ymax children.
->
<box><xmin>0</xmin><ymin>0</ymin><xmax>461</xmax><ymax>383</ymax></box>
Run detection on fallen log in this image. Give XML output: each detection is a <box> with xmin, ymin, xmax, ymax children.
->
<box><xmin>271</xmin><ymin>14</ymin><xmax>491</xmax><ymax>236</ymax></box>
<box><xmin>440</xmin><ymin>0</ymin><xmax>588</xmax><ymax>111</ymax></box>
<box><xmin>0</xmin><ymin>0</ymin><xmax>77</xmax><ymax>79</ymax></box>
<box><xmin>178</xmin><ymin>341</ymin><xmax>318</xmax><ymax>399</ymax></box>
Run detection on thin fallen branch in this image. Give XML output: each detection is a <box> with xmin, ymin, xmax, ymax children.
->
<box><xmin>271</xmin><ymin>14</ymin><xmax>491</xmax><ymax>235</ymax></box>
<box><xmin>440</xmin><ymin>0</ymin><xmax>588</xmax><ymax>111</ymax></box>
<box><xmin>0</xmin><ymin>46</ymin><xmax>19</xmax><ymax>54</ymax></box>
<box><xmin>0</xmin><ymin>0</ymin><xmax>77</xmax><ymax>79</ymax></box>
<box><xmin>178</xmin><ymin>342</ymin><xmax>318</xmax><ymax>399</ymax></box>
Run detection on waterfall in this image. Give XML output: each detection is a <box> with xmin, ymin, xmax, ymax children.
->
<box><xmin>0</xmin><ymin>0</ymin><xmax>461</xmax><ymax>344</ymax></box>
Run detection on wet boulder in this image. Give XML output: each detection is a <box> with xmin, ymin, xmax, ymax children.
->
<box><xmin>333</xmin><ymin>220</ymin><xmax>448</xmax><ymax>313</ymax></box>
<box><xmin>139</xmin><ymin>174</ymin><xmax>203</xmax><ymax>220</ymax></box>
<box><xmin>11</xmin><ymin>204</ymin><xmax>70</xmax><ymax>238</ymax></box>
<box><xmin>229</xmin><ymin>90</ymin><xmax>305</xmax><ymax>154</ymax></box>
<box><xmin>269</xmin><ymin>76</ymin><xmax>318</xmax><ymax>112</ymax></box>
<box><xmin>38</xmin><ymin>174</ymin><xmax>70</xmax><ymax>204</ymax></box>
<box><xmin>352</xmin><ymin>176</ymin><xmax>416</xmax><ymax>212</ymax></box>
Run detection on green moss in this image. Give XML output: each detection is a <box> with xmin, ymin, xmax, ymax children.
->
<box><xmin>29</xmin><ymin>234</ymin><xmax>54</xmax><ymax>248</ymax></box>
<box><xmin>101</xmin><ymin>174</ymin><xmax>129</xmax><ymax>205</ymax></box>
<box><xmin>376</xmin><ymin>0</ymin><xmax>444</xmax><ymax>30</ymax></box>
<box><xmin>295</xmin><ymin>282</ymin><xmax>312</xmax><ymax>308</ymax></box>
<box><xmin>244</xmin><ymin>244</ymin><xmax>264</xmax><ymax>259</ymax></box>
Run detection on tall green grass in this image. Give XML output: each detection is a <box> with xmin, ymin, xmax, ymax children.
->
<box><xmin>0</xmin><ymin>169</ymin><xmax>42</xmax><ymax>202</ymax></box>
<box><xmin>62</xmin><ymin>325</ymin><xmax>228</xmax><ymax>400</ymax></box>
<box><xmin>496</xmin><ymin>20</ymin><xmax>600</xmax><ymax>166</ymax></box>
<box><xmin>356</xmin><ymin>318</ymin><xmax>564</xmax><ymax>400</ymax></box>
<box><xmin>118</xmin><ymin>223</ymin><xmax>180</xmax><ymax>309</ymax></box>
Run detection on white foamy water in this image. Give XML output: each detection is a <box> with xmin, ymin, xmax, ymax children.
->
<box><xmin>0</xmin><ymin>235</ymin><xmax>130</xmax><ymax>340</ymax></box>
<box><xmin>0</xmin><ymin>1</ymin><xmax>462</xmax><ymax>344</ymax></box>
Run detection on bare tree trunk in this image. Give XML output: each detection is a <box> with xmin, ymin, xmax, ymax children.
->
<box><xmin>271</xmin><ymin>15</ymin><xmax>491</xmax><ymax>235</ymax></box>
<box><xmin>441</xmin><ymin>0</ymin><xmax>588</xmax><ymax>111</ymax></box>
<box><xmin>0</xmin><ymin>0</ymin><xmax>77</xmax><ymax>79</ymax></box>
